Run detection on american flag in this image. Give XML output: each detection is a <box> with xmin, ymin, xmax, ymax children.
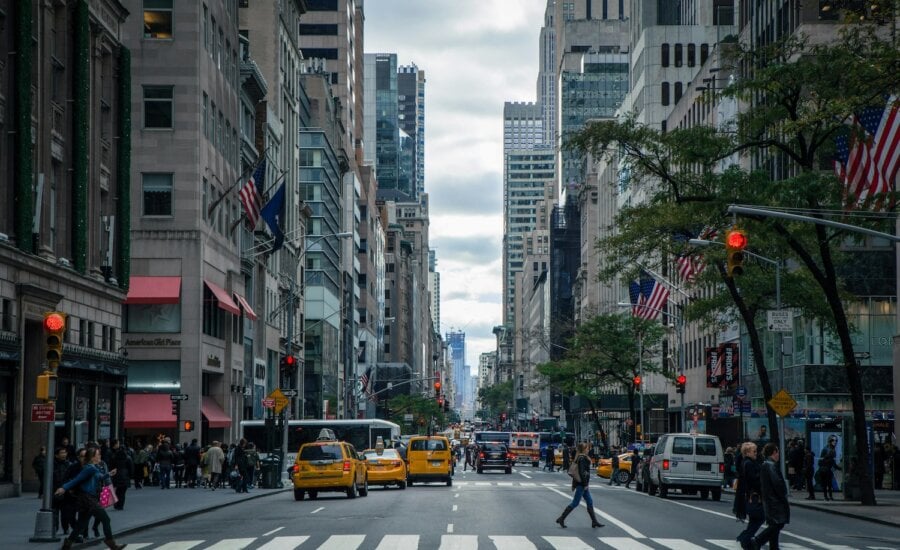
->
<box><xmin>239</xmin><ymin>160</ymin><xmax>265</xmax><ymax>230</ymax></box>
<box><xmin>834</xmin><ymin>97</ymin><xmax>900</xmax><ymax>207</ymax></box>
<box><xmin>628</xmin><ymin>280</ymin><xmax>646</xmax><ymax>317</ymax></box>
<box><xmin>639</xmin><ymin>273</ymin><xmax>670</xmax><ymax>321</ymax></box>
<box><xmin>359</xmin><ymin>367</ymin><xmax>376</xmax><ymax>403</ymax></box>
<box><xmin>676</xmin><ymin>227</ymin><xmax>718</xmax><ymax>282</ymax></box>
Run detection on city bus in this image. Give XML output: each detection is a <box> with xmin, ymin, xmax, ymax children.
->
<box><xmin>240</xmin><ymin>418</ymin><xmax>402</xmax><ymax>463</ymax></box>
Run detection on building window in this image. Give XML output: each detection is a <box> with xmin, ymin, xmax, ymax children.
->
<box><xmin>700</xmin><ymin>43</ymin><xmax>709</xmax><ymax>65</ymax></box>
<box><xmin>143</xmin><ymin>86</ymin><xmax>174</xmax><ymax>128</ymax></box>
<box><xmin>674</xmin><ymin>82</ymin><xmax>683</xmax><ymax>104</ymax></box>
<box><xmin>142</xmin><ymin>173</ymin><xmax>173</xmax><ymax>216</ymax></box>
<box><xmin>202</xmin><ymin>93</ymin><xmax>209</xmax><ymax>138</ymax></box>
<box><xmin>661</xmin><ymin>43</ymin><xmax>669</xmax><ymax>67</ymax></box>
<box><xmin>687</xmin><ymin>43</ymin><xmax>696</xmax><ymax>67</ymax></box>
<box><xmin>202</xmin><ymin>286</ymin><xmax>224</xmax><ymax>339</ymax></box>
<box><xmin>143</xmin><ymin>0</ymin><xmax>173</xmax><ymax>39</ymax></box>
<box><xmin>674</xmin><ymin>44</ymin><xmax>683</xmax><ymax>67</ymax></box>
<box><xmin>661</xmin><ymin>82</ymin><xmax>670</xmax><ymax>106</ymax></box>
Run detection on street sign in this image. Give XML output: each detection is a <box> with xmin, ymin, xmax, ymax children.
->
<box><xmin>735</xmin><ymin>385</ymin><xmax>748</xmax><ymax>399</ymax></box>
<box><xmin>854</xmin><ymin>351</ymin><xmax>871</xmax><ymax>360</ymax></box>
<box><xmin>403</xmin><ymin>414</ymin><xmax>414</xmax><ymax>422</ymax></box>
<box><xmin>281</xmin><ymin>389</ymin><xmax>299</xmax><ymax>398</ymax></box>
<box><xmin>169</xmin><ymin>394</ymin><xmax>189</xmax><ymax>401</ymax></box>
<box><xmin>262</xmin><ymin>398</ymin><xmax>275</xmax><ymax>408</ymax></box>
<box><xmin>31</xmin><ymin>403</ymin><xmax>56</xmax><ymax>422</ymax></box>
<box><xmin>766</xmin><ymin>310</ymin><xmax>792</xmax><ymax>332</ymax></box>
<box><xmin>768</xmin><ymin>388</ymin><xmax>798</xmax><ymax>417</ymax></box>
<box><xmin>268</xmin><ymin>388</ymin><xmax>290</xmax><ymax>414</ymax></box>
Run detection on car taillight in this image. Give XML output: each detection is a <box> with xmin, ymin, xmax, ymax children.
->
<box><xmin>479</xmin><ymin>452</ymin><xmax>485</xmax><ymax>459</ymax></box>
<box><xmin>343</xmin><ymin>460</ymin><xmax>351</xmax><ymax>472</ymax></box>
<box><xmin>719</xmin><ymin>463</ymin><xmax>725</xmax><ymax>473</ymax></box>
<box><xmin>507</xmin><ymin>453</ymin><xmax>515</xmax><ymax>461</ymax></box>
<box><xmin>662</xmin><ymin>459</ymin><xmax>670</xmax><ymax>470</ymax></box>
<box><xmin>392</xmin><ymin>460</ymin><xmax>402</xmax><ymax>466</ymax></box>
<box><xmin>289</xmin><ymin>465</ymin><xmax>296</xmax><ymax>474</ymax></box>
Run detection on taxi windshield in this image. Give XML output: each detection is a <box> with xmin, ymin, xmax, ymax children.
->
<box><xmin>410</xmin><ymin>439</ymin><xmax>447</xmax><ymax>451</ymax></box>
<box><xmin>299</xmin><ymin>444</ymin><xmax>342</xmax><ymax>461</ymax></box>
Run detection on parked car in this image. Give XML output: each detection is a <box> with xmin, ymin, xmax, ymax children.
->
<box><xmin>476</xmin><ymin>442</ymin><xmax>514</xmax><ymax>474</ymax></box>
<box><xmin>647</xmin><ymin>433</ymin><xmax>724</xmax><ymax>500</ymax></box>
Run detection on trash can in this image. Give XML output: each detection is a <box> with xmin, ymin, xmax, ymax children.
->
<box><xmin>259</xmin><ymin>457</ymin><xmax>282</xmax><ymax>489</ymax></box>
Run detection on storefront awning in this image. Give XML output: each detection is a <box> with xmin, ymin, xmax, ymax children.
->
<box><xmin>202</xmin><ymin>396</ymin><xmax>232</xmax><ymax>428</ymax></box>
<box><xmin>204</xmin><ymin>279</ymin><xmax>240</xmax><ymax>315</ymax></box>
<box><xmin>123</xmin><ymin>394</ymin><xmax>176</xmax><ymax>429</ymax></box>
<box><xmin>233</xmin><ymin>293</ymin><xmax>258</xmax><ymax>321</ymax></box>
<box><xmin>124</xmin><ymin>276</ymin><xmax>181</xmax><ymax>305</ymax></box>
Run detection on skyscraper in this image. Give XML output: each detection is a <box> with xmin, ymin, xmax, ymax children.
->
<box><xmin>398</xmin><ymin>64</ymin><xmax>426</xmax><ymax>198</ymax></box>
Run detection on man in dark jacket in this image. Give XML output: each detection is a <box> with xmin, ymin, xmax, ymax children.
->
<box><xmin>232</xmin><ymin>439</ymin><xmax>250</xmax><ymax>493</ymax></box>
<box><xmin>51</xmin><ymin>447</ymin><xmax>72</xmax><ymax>533</ymax></box>
<box><xmin>183</xmin><ymin>439</ymin><xmax>202</xmax><ymax>488</ymax></box>
<box><xmin>110</xmin><ymin>440</ymin><xmax>133</xmax><ymax>510</ymax></box>
<box><xmin>156</xmin><ymin>443</ymin><xmax>174</xmax><ymax>489</ymax></box>
<box><xmin>608</xmin><ymin>450</ymin><xmax>621</xmax><ymax>485</ymax></box>
<box><xmin>750</xmin><ymin>443</ymin><xmax>789</xmax><ymax>550</ymax></box>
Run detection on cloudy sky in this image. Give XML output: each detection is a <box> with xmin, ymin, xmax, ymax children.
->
<box><xmin>366</xmin><ymin>1</ymin><xmax>547</xmax><ymax>371</ymax></box>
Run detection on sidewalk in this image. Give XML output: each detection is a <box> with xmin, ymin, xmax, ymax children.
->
<box><xmin>788</xmin><ymin>487</ymin><xmax>900</xmax><ymax>528</ymax></box>
<box><xmin>1</xmin><ymin>484</ymin><xmax>289</xmax><ymax>549</ymax></box>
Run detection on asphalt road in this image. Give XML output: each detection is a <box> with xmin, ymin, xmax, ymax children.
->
<box><xmin>115</xmin><ymin>467</ymin><xmax>900</xmax><ymax>549</ymax></box>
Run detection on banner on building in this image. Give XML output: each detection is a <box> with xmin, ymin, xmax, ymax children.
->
<box><xmin>706</xmin><ymin>343</ymin><xmax>740</xmax><ymax>389</ymax></box>
<box><xmin>706</xmin><ymin>346</ymin><xmax>721</xmax><ymax>388</ymax></box>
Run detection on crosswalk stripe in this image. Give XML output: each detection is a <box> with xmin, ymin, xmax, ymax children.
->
<box><xmin>374</xmin><ymin>535</ymin><xmax>419</xmax><ymax>550</ymax></box>
<box><xmin>153</xmin><ymin>542</ymin><xmax>205</xmax><ymax>550</ymax></box>
<box><xmin>439</xmin><ymin>534</ymin><xmax>478</xmax><ymax>550</ymax></box>
<box><xmin>205</xmin><ymin>538</ymin><xmax>256</xmax><ymax>549</ymax></box>
<box><xmin>474</xmin><ymin>482</ymin><xmax>491</xmax><ymax>486</ymax></box>
<box><xmin>781</xmin><ymin>544</ymin><xmax>814</xmax><ymax>550</ymax></box>
<box><xmin>706</xmin><ymin>541</ymin><xmax>741</xmax><ymax>549</ymax></box>
<box><xmin>256</xmin><ymin>536</ymin><xmax>311</xmax><ymax>550</ymax></box>
<box><xmin>652</xmin><ymin>538</ymin><xmax>709</xmax><ymax>550</ymax></box>
<box><xmin>542</xmin><ymin>535</ymin><xmax>595</xmax><ymax>549</ymax></box>
<box><xmin>496</xmin><ymin>482</ymin><xmax>513</xmax><ymax>486</ymax></box>
<box><xmin>598</xmin><ymin>537</ymin><xmax>655</xmax><ymax>549</ymax></box>
<box><xmin>520</xmin><ymin>482</ymin><xmax>536</xmax><ymax>486</ymax></box>
<box><xmin>122</xmin><ymin>544</ymin><xmax>153</xmax><ymax>550</ymax></box>
<box><xmin>317</xmin><ymin>534</ymin><xmax>365</xmax><ymax>550</ymax></box>
<box><xmin>489</xmin><ymin>535</ymin><xmax>537</xmax><ymax>550</ymax></box>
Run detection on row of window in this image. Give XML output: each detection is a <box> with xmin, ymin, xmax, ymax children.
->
<box><xmin>660</xmin><ymin>43</ymin><xmax>710</xmax><ymax>69</ymax></box>
<box><xmin>202</xmin><ymin>3</ymin><xmax>240</xmax><ymax>90</ymax></box>
<box><xmin>202</xmin><ymin>92</ymin><xmax>240</xmax><ymax>168</ymax></box>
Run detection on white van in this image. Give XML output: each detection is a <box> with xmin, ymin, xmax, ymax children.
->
<box><xmin>647</xmin><ymin>433</ymin><xmax>724</xmax><ymax>500</ymax></box>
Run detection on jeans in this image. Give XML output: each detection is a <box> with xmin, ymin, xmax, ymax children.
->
<box><xmin>158</xmin><ymin>465</ymin><xmax>172</xmax><ymax>489</ymax></box>
<box><xmin>569</xmin><ymin>484</ymin><xmax>594</xmax><ymax>509</ymax></box>
<box><xmin>737</xmin><ymin>501</ymin><xmax>764</xmax><ymax>547</ymax></box>
<box><xmin>609</xmin><ymin>467</ymin><xmax>620</xmax><ymax>485</ymax></box>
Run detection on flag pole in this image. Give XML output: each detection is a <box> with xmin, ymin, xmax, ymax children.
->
<box><xmin>207</xmin><ymin>146</ymin><xmax>273</xmax><ymax>221</ymax></box>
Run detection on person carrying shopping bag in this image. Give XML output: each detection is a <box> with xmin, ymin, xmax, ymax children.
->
<box><xmin>555</xmin><ymin>442</ymin><xmax>603</xmax><ymax>529</ymax></box>
<box><xmin>55</xmin><ymin>447</ymin><xmax>126</xmax><ymax>550</ymax></box>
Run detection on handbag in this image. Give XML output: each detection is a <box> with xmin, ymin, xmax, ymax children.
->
<box><xmin>567</xmin><ymin>459</ymin><xmax>582</xmax><ymax>483</ymax></box>
<box><xmin>99</xmin><ymin>484</ymin><xmax>118</xmax><ymax>508</ymax></box>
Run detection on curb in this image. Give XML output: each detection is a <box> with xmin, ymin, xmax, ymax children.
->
<box><xmin>73</xmin><ymin>487</ymin><xmax>291</xmax><ymax>548</ymax></box>
<box><xmin>789</xmin><ymin>499</ymin><xmax>900</xmax><ymax>529</ymax></box>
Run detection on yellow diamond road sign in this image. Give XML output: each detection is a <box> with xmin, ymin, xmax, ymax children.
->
<box><xmin>768</xmin><ymin>388</ymin><xmax>797</xmax><ymax>417</ymax></box>
<box><xmin>268</xmin><ymin>388</ymin><xmax>290</xmax><ymax>414</ymax></box>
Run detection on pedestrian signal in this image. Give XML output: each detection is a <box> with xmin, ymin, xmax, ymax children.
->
<box><xmin>43</xmin><ymin>311</ymin><xmax>66</xmax><ymax>370</ymax></box>
<box><xmin>182</xmin><ymin>420</ymin><xmax>195</xmax><ymax>432</ymax></box>
<box><xmin>725</xmin><ymin>229</ymin><xmax>748</xmax><ymax>277</ymax></box>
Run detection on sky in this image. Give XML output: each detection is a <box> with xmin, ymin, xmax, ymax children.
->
<box><xmin>365</xmin><ymin>1</ymin><xmax>547</xmax><ymax>372</ymax></box>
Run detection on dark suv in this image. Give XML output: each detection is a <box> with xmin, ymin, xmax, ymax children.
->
<box><xmin>476</xmin><ymin>442</ymin><xmax>514</xmax><ymax>474</ymax></box>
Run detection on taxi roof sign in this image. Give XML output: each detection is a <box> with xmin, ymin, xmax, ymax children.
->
<box><xmin>316</xmin><ymin>428</ymin><xmax>337</xmax><ymax>441</ymax></box>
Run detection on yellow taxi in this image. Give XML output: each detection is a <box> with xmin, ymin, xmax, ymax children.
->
<box><xmin>406</xmin><ymin>435</ymin><xmax>452</xmax><ymax>486</ymax></box>
<box><xmin>290</xmin><ymin>429</ymin><xmax>368</xmax><ymax>500</ymax></box>
<box><xmin>596</xmin><ymin>452</ymin><xmax>634</xmax><ymax>484</ymax></box>
<box><xmin>362</xmin><ymin>446</ymin><xmax>407</xmax><ymax>489</ymax></box>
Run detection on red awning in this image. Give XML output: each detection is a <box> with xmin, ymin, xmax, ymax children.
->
<box><xmin>123</xmin><ymin>394</ymin><xmax>177</xmax><ymax>429</ymax></box>
<box><xmin>124</xmin><ymin>276</ymin><xmax>181</xmax><ymax>305</ymax></box>
<box><xmin>204</xmin><ymin>279</ymin><xmax>240</xmax><ymax>315</ymax></box>
<box><xmin>202</xmin><ymin>396</ymin><xmax>232</xmax><ymax>428</ymax></box>
<box><xmin>233</xmin><ymin>293</ymin><xmax>258</xmax><ymax>321</ymax></box>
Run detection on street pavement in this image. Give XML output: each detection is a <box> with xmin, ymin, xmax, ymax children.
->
<box><xmin>27</xmin><ymin>466</ymin><xmax>894</xmax><ymax>549</ymax></box>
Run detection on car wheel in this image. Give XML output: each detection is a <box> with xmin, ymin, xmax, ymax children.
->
<box><xmin>446</xmin><ymin>477</ymin><xmax>452</xmax><ymax>487</ymax></box>
<box><xmin>700</xmin><ymin>489</ymin><xmax>709</xmax><ymax>500</ymax></box>
<box><xmin>399</xmin><ymin>480</ymin><xmax>407</xmax><ymax>490</ymax></box>
<box><xmin>616</xmin><ymin>470</ymin><xmax>630</xmax><ymax>484</ymax></box>
<box><xmin>505</xmin><ymin>467</ymin><xmax>512</xmax><ymax>474</ymax></box>
<box><xmin>648</xmin><ymin>480</ymin><xmax>657</xmax><ymax>496</ymax></box>
<box><xmin>533</xmin><ymin>462</ymin><xmax>539</xmax><ymax>468</ymax></box>
<box><xmin>359</xmin><ymin>477</ymin><xmax>369</xmax><ymax>497</ymax></box>
<box><xmin>293</xmin><ymin>489</ymin><xmax>305</xmax><ymax>501</ymax></box>
<box><xmin>407</xmin><ymin>478</ymin><xmax>414</xmax><ymax>487</ymax></box>
<box><xmin>659</xmin><ymin>481</ymin><xmax>669</xmax><ymax>499</ymax></box>
<box><xmin>308</xmin><ymin>490</ymin><xmax>318</xmax><ymax>500</ymax></box>
<box><xmin>347</xmin><ymin>482</ymin><xmax>357</xmax><ymax>499</ymax></box>
<box><xmin>477</xmin><ymin>468</ymin><xmax>483</xmax><ymax>474</ymax></box>
<box><xmin>712</xmin><ymin>488</ymin><xmax>722</xmax><ymax>501</ymax></box>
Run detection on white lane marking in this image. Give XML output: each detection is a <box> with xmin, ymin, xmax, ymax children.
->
<box><xmin>439</xmin><ymin>535</ymin><xmax>477</xmax><ymax>549</ymax></box>
<box><xmin>317</xmin><ymin>535</ymin><xmax>365</xmax><ymax>550</ymax></box>
<box><xmin>256</xmin><ymin>537</ymin><xmax>311</xmax><ymax>550</ymax></box>
<box><xmin>547</xmin><ymin>486</ymin><xmax>645</xmax><ymax>538</ymax></box>
<box><xmin>262</xmin><ymin>527</ymin><xmax>285</xmax><ymax>537</ymax></box>
<box><xmin>454</xmin><ymin>492</ymin><xmax>460</xmax><ymax>498</ymax></box>
<box><xmin>452</xmin><ymin>504</ymin><xmax>458</xmax><ymax>511</ymax></box>
<box><xmin>496</xmin><ymin>482</ymin><xmax>513</xmax><ymax>486</ymax></box>
<box><xmin>542</xmin><ymin>536</ymin><xmax>595</xmax><ymax>549</ymax></box>
<box><xmin>706</xmin><ymin>541</ymin><xmax>741</xmax><ymax>549</ymax></box>
<box><xmin>475</xmin><ymin>482</ymin><xmax>491</xmax><ymax>486</ymax></box>
<box><xmin>153</xmin><ymin>543</ymin><xmax>205</xmax><ymax>550</ymax></box>
<box><xmin>374</xmin><ymin>535</ymin><xmax>419</xmax><ymax>550</ymax></box>
<box><xmin>446</xmin><ymin>523</ymin><xmax>454</xmax><ymax>533</ymax></box>
<box><xmin>781</xmin><ymin>544</ymin><xmax>816</xmax><ymax>549</ymax></box>
<box><xmin>520</xmin><ymin>482</ymin><xmax>537</xmax><ymax>486</ymax></box>
<box><xmin>120</xmin><ymin>545</ymin><xmax>152</xmax><ymax>550</ymax></box>
<box><xmin>781</xmin><ymin>530</ymin><xmax>857</xmax><ymax>549</ymax></box>
<box><xmin>520</xmin><ymin>472</ymin><xmax>533</xmax><ymax>479</ymax></box>
<box><xmin>598</xmin><ymin>538</ymin><xmax>655</xmax><ymax>549</ymax></box>
<box><xmin>652</xmin><ymin>539</ymin><xmax>710</xmax><ymax>550</ymax></box>
<box><xmin>490</xmin><ymin>535</ymin><xmax>537</xmax><ymax>549</ymax></box>
<box><xmin>204</xmin><ymin>539</ymin><xmax>256</xmax><ymax>550</ymax></box>
<box><xmin>310</xmin><ymin>506</ymin><xmax>325</xmax><ymax>514</ymax></box>
<box><xmin>542</xmin><ymin>483</ymin><xmax>559</xmax><ymax>486</ymax></box>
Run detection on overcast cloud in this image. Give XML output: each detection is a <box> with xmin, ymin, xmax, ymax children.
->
<box><xmin>365</xmin><ymin>1</ymin><xmax>545</xmax><ymax>370</ymax></box>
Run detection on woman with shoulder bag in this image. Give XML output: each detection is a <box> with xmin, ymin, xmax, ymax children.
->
<box><xmin>736</xmin><ymin>442</ymin><xmax>764</xmax><ymax>550</ymax></box>
<box><xmin>555</xmin><ymin>442</ymin><xmax>604</xmax><ymax>529</ymax></box>
<box><xmin>55</xmin><ymin>447</ymin><xmax>125</xmax><ymax>550</ymax></box>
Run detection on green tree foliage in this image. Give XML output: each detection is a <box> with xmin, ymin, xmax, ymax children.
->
<box><xmin>566</xmin><ymin>13</ymin><xmax>899</xmax><ymax>504</ymax></box>
<box><xmin>385</xmin><ymin>394</ymin><xmax>446</xmax><ymax>434</ymax></box>
<box><xmin>477</xmin><ymin>379</ymin><xmax>513</xmax><ymax>419</ymax></box>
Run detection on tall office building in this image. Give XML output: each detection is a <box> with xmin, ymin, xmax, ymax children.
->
<box><xmin>446</xmin><ymin>331</ymin><xmax>466</xmax><ymax>408</ymax></box>
<box><xmin>428</xmin><ymin>250</ymin><xmax>441</xmax><ymax>333</ymax></box>
<box><xmin>538</xmin><ymin>1</ymin><xmax>557</xmax><ymax>145</ymax></box>
<box><xmin>365</xmin><ymin>53</ymin><xmax>408</xmax><ymax>197</ymax></box>
<box><xmin>398</xmin><ymin>64</ymin><xmax>426</xmax><ymax>198</ymax></box>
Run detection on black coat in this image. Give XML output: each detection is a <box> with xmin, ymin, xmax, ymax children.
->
<box><xmin>183</xmin><ymin>443</ymin><xmax>201</xmax><ymax>466</ymax></box>
<box><xmin>111</xmin><ymin>449</ymin><xmax>133</xmax><ymax>486</ymax></box>
<box><xmin>760</xmin><ymin>458</ymin><xmax>790</xmax><ymax>525</ymax></box>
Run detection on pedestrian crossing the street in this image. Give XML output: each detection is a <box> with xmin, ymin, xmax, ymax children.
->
<box><xmin>120</xmin><ymin>534</ymin><xmax>894</xmax><ymax>550</ymax></box>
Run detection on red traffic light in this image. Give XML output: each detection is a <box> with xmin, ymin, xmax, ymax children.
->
<box><xmin>43</xmin><ymin>312</ymin><xmax>65</xmax><ymax>332</ymax></box>
<box><xmin>725</xmin><ymin>229</ymin><xmax>748</xmax><ymax>250</ymax></box>
<box><xmin>438</xmin><ymin>397</ymin><xmax>444</xmax><ymax>405</ymax></box>
<box><xmin>633</xmin><ymin>375</ymin><xmax>642</xmax><ymax>386</ymax></box>
<box><xmin>284</xmin><ymin>355</ymin><xmax>295</xmax><ymax>366</ymax></box>
<box><xmin>434</xmin><ymin>381</ymin><xmax>441</xmax><ymax>391</ymax></box>
<box><xmin>677</xmin><ymin>374</ymin><xmax>687</xmax><ymax>385</ymax></box>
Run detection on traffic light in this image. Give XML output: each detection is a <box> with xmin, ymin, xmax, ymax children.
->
<box><xmin>171</xmin><ymin>399</ymin><xmax>181</xmax><ymax>417</ymax></box>
<box><xmin>438</xmin><ymin>396</ymin><xmax>444</xmax><ymax>407</ymax></box>
<box><xmin>43</xmin><ymin>311</ymin><xmax>66</xmax><ymax>370</ymax></box>
<box><xmin>434</xmin><ymin>381</ymin><xmax>441</xmax><ymax>398</ymax></box>
<box><xmin>632</xmin><ymin>375</ymin><xmax>642</xmax><ymax>389</ymax></box>
<box><xmin>725</xmin><ymin>228</ymin><xmax>748</xmax><ymax>277</ymax></box>
<box><xmin>181</xmin><ymin>420</ymin><xmax>195</xmax><ymax>432</ymax></box>
<box><xmin>280</xmin><ymin>354</ymin><xmax>297</xmax><ymax>371</ymax></box>
<box><xmin>676</xmin><ymin>374</ymin><xmax>687</xmax><ymax>394</ymax></box>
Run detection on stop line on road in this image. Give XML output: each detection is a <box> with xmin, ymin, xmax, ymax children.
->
<box><xmin>118</xmin><ymin>534</ymin><xmax>889</xmax><ymax>550</ymax></box>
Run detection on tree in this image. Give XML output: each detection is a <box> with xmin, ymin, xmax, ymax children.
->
<box><xmin>477</xmin><ymin>380</ymin><xmax>513</xmax><ymax>424</ymax></box>
<box><xmin>567</xmin><ymin>15</ymin><xmax>900</xmax><ymax>504</ymax></box>
<box><xmin>386</xmin><ymin>394</ymin><xmax>445</xmax><ymax>435</ymax></box>
<box><xmin>536</xmin><ymin>313</ymin><xmax>666</xmax><ymax>445</ymax></box>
